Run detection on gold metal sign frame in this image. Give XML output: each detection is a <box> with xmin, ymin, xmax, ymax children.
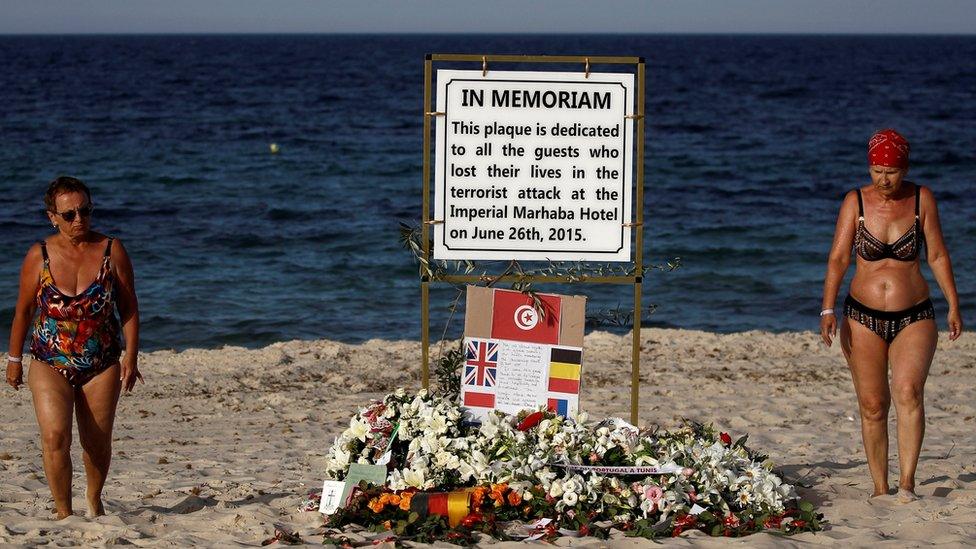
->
<box><xmin>421</xmin><ymin>53</ymin><xmax>646</xmax><ymax>424</ymax></box>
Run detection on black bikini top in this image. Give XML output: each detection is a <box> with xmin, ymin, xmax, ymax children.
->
<box><xmin>854</xmin><ymin>184</ymin><xmax>923</xmax><ymax>262</ymax></box>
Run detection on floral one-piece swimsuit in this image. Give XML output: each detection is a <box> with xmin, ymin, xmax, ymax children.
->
<box><xmin>29</xmin><ymin>238</ymin><xmax>122</xmax><ymax>387</ymax></box>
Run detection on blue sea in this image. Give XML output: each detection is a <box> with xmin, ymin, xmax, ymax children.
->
<box><xmin>1</xmin><ymin>34</ymin><xmax>974</xmax><ymax>351</ymax></box>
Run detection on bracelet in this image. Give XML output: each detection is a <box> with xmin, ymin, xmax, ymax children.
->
<box><xmin>820</xmin><ymin>309</ymin><xmax>835</xmax><ymax>317</ymax></box>
<box><xmin>7</xmin><ymin>355</ymin><xmax>22</xmax><ymax>363</ymax></box>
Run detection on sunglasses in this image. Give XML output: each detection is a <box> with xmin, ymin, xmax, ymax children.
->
<box><xmin>53</xmin><ymin>205</ymin><xmax>93</xmax><ymax>222</ymax></box>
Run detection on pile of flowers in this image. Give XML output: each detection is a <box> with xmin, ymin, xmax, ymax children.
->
<box><xmin>318</xmin><ymin>389</ymin><xmax>822</xmax><ymax>543</ymax></box>
<box><xmin>324</xmin><ymin>388</ymin><xmax>488</xmax><ymax>490</ymax></box>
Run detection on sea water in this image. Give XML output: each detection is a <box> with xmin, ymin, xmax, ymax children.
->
<box><xmin>1</xmin><ymin>34</ymin><xmax>973</xmax><ymax>350</ymax></box>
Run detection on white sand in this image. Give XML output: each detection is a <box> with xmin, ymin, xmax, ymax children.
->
<box><xmin>2</xmin><ymin>329</ymin><xmax>974</xmax><ymax>546</ymax></box>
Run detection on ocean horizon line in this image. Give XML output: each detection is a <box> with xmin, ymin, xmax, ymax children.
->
<box><xmin>2</xmin><ymin>31</ymin><xmax>975</xmax><ymax>38</ymax></box>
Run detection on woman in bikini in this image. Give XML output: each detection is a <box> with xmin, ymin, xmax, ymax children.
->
<box><xmin>820</xmin><ymin>129</ymin><xmax>962</xmax><ymax>501</ymax></box>
<box><xmin>5</xmin><ymin>176</ymin><xmax>141</xmax><ymax>519</ymax></box>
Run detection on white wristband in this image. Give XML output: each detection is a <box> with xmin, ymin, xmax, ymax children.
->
<box><xmin>820</xmin><ymin>309</ymin><xmax>835</xmax><ymax>317</ymax></box>
<box><xmin>7</xmin><ymin>355</ymin><xmax>22</xmax><ymax>363</ymax></box>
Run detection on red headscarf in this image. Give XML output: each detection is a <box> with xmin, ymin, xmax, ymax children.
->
<box><xmin>868</xmin><ymin>129</ymin><xmax>910</xmax><ymax>169</ymax></box>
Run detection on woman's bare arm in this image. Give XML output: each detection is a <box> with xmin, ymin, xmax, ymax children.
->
<box><xmin>112</xmin><ymin>239</ymin><xmax>142</xmax><ymax>389</ymax></box>
<box><xmin>920</xmin><ymin>186</ymin><xmax>963</xmax><ymax>339</ymax></box>
<box><xmin>6</xmin><ymin>244</ymin><xmax>42</xmax><ymax>389</ymax></box>
<box><xmin>820</xmin><ymin>191</ymin><xmax>858</xmax><ymax>346</ymax></box>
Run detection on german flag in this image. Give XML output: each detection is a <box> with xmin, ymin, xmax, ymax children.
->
<box><xmin>409</xmin><ymin>490</ymin><xmax>471</xmax><ymax>527</ymax></box>
<box><xmin>548</xmin><ymin>347</ymin><xmax>582</xmax><ymax>394</ymax></box>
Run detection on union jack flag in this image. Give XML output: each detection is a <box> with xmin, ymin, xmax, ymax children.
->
<box><xmin>464</xmin><ymin>339</ymin><xmax>498</xmax><ymax>387</ymax></box>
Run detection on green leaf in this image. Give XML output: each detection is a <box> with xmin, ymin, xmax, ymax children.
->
<box><xmin>711</xmin><ymin>524</ymin><xmax>722</xmax><ymax>536</ymax></box>
<box><xmin>408</xmin><ymin>512</ymin><xmax>420</xmax><ymax>524</ymax></box>
<box><xmin>799</xmin><ymin>501</ymin><xmax>814</xmax><ymax>513</ymax></box>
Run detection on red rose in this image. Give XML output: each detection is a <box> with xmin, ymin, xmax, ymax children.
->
<box><xmin>792</xmin><ymin>519</ymin><xmax>808</xmax><ymax>529</ymax></box>
<box><xmin>578</xmin><ymin>524</ymin><xmax>590</xmax><ymax>537</ymax></box>
<box><xmin>723</xmin><ymin>513</ymin><xmax>740</xmax><ymax>528</ymax></box>
<box><xmin>720</xmin><ymin>432</ymin><xmax>732</xmax><ymax>445</ymax></box>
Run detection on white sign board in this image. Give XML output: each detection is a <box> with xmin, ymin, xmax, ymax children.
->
<box><xmin>434</xmin><ymin>70</ymin><xmax>634</xmax><ymax>261</ymax></box>
<box><xmin>319</xmin><ymin>480</ymin><xmax>347</xmax><ymax>515</ymax></box>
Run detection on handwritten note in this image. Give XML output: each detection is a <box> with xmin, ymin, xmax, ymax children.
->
<box><xmin>494</xmin><ymin>341</ymin><xmax>548</xmax><ymax>415</ymax></box>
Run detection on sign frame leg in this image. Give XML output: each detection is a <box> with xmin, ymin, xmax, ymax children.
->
<box><xmin>421</xmin><ymin>55</ymin><xmax>433</xmax><ymax>389</ymax></box>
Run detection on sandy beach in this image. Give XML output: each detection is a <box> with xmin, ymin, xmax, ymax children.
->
<box><xmin>2</xmin><ymin>328</ymin><xmax>974</xmax><ymax>547</ymax></box>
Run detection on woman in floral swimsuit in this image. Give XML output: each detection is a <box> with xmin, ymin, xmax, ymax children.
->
<box><xmin>6</xmin><ymin>176</ymin><xmax>141</xmax><ymax>519</ymax></box>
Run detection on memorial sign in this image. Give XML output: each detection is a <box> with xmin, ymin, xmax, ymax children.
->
<box><xmin>434</xmin><ymin>70</ymin><xmax>635</xmax><ymax>261</ymax></box>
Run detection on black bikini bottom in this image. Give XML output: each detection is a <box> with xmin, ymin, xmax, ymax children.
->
<box><xmin>843</xmin><ymin>295</ymin><xmax>935</xmax><ymax>344</ymax></box>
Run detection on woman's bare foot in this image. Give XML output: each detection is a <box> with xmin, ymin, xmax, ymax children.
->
<box><xmin>54</xmin><ymin>508</ymin><xmax>73</xmax><ymax>520</ymax></box>
<box><xmin>870</xmin><ymin>485</ymin><xmax>890</xmax><ymax>498</ymax></box>
<box><xmin>897</xmin><ymin>487</ymin><xmax>919</xmax><ymax>503</ymax></box>
<box><xmin>87</xmin><ymin>493</ymin><xmax>105</xmax><ymax>517</ymax></box>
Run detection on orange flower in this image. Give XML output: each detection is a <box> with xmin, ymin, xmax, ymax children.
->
<box><xmin>388</xmin><ymin>494</ymin><xmax>402</xmax><ymax>506</ymax></box>
<box><xmin>507</xmin><ymin>490</ymin><xmax>522</xmax><ymax>506</ymax></box>
<box><xmin>490</xmin><ymin>483</ymin><xmax>508</xmax><ymax>506</ymax></box>
<box><xmin>383</xmin><ymin>520</ymin><xmax>393</xmax><ymax>530</ymax></box>
<box><xmin>398</xmin><ymin>492</ymin><xmax>413</xmax><ymax>511</ymax></box>
<box><xmin>368</xmin><ymin>497</ymin><xmax>385</xmax><ymax>513</ymax></box>
<box><xmin>471</xmin><ymin>487</ymin><xmax>488</xmax><ymax>508</ymax></box>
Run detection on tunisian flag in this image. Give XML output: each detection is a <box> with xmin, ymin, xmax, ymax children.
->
<box><xmin>490</xmin><ymin>289</ymin><xmax>561</xmax><ymax>345</ymax></box>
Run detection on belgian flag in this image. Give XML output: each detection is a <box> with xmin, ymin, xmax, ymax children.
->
<box><xmin>548</xmin><ymin>347</ymin><xmax>582</xmax><ymax>394</ymax></box>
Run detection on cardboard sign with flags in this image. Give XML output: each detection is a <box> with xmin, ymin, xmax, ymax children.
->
<box><xmin>461</xmin><ymin>286</ymin><xmax>585</xmax><ymax>421</ymax></box>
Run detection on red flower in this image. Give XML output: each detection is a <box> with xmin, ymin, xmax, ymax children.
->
<box><xmin>720</xmin><ymin>432</ymin><xmax>732</xmax><ymax>445</ymax></box>
<box><xmin>763</xmin><ymin>515</ymin><xmax>783</xmax><ymax>529</ymax></box>
<box><xmin>517</xmin><ymin>411</ymin><xmax>544</xmax><ymax>431</ymax></box>
<box><xmin>673</xmin><ymin>514</ymin><xmax>697</xmax><ymax>529</ymax></box>
<box><xmin>723</xmin><ymin>513</ymin><xmax>740</xmax><ymax>528</ymax></box>
<box><xmin>579</xmin><ymin>524</ymin><xmax>590</xmax><ymax>537</ymax></box>
<box><xmin>460</xmin><ymin>512</ymin><xmax>482</xmax><ymax>528</ymax></box>
<box><xmin>791</xmin><ymin>519</ymin><xmax>808</xmax><ymax>529</ymax></box>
